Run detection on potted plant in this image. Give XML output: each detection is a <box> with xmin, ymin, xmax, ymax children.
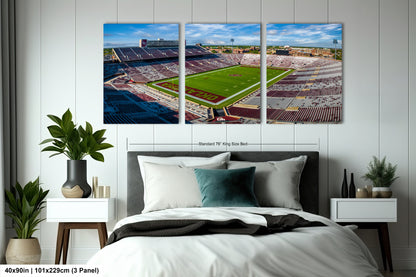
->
<box><xmin>362</xmin><ymin>156</ymin><xmax>398</xmax><ymax>198</ymax></box>
<box><xmin>4</xmin><ymin>177</ymin><xmax>48</xmax><ymax>264</ymax></box>
<box><xmin>40</xmin><ymin>109</ymin><xmax>113</xmax><ymax>198</ymax></box>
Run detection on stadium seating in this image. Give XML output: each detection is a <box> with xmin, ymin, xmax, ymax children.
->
<box><xmin>275</xmin><ymin>107</ymin><xmax>341</xmax><ymax>122</ymax></box>
<box><xmin>107</xmin><ymin>43</ymin><xmax>343</xmax><ymax>123</ymax></box>
<box><xmin>228</xmin><ymin>107</ymin><xmax>260</xmax><ymax>119</ymax></box>
<box><xmin>265</xmin><ymin>54</ymin><xmax>342</xmax><ymax>122</ymax></box>
<box><xmin>267</xmin><ymin>109</ymin><xmax>284</xmax><ymax>120</ymax></box>
<box><xmin>267</xmin><ymin>90</ymin><xmax>299</xmax><ymax>97</ymax></box>
<box><xmin>113</xmin><ymin>46</ymin><xmax>211</xmax><ymax>62</ymax></box>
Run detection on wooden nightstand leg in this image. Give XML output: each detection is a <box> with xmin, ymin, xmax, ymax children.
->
<box><xmin>62</xmin><ymin>228</ymin><xmax>70</xmax><ymax>264</ymax></box>
<box><xmin>377</xmin><ymin>224</ymin><xmax>387</xmax><ymax>271</ymax></box>
<box><xmin>97</xmin><ymin>223</ymin><xmax>108</xmax><ymax>248</ymax></box>
<box><xmin>380</xmin><ymin>223</ymin><xmax>393</xmax><ymax>272</ymax></box>
<box><xmin>55</xmin><ymin>223</ymin><xmax>64</xmax><ymax>264</ymax></box>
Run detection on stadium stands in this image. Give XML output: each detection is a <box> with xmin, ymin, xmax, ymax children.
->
<box><xmin>228</xmin><ymin>106</ymin><xmax>260</xmax><ymax>119</ymax></box>
<box><xmin>240</xmin><ymin>54</ymin><xmax>260</xmax><ymax>66</ymax></box>
<box><xmin>267</xmin><ymin>109</ymin><xmax>284</xmax><ymax>120</ymax></box>
<box><xmin>113</xmin><ymin>46</ymin><xmax>210</xmax><ymax>62</ymax></box>
<box><xmin>266</xmin><ymin>55</ymin><xmax>342</xmax><ymax>123</ymax></box>
<box><xmin>276</xmin><ymin>107</ymin><xmax>342</xmax><ymax>122</ymax></box>
<box><xmin>104</xmin><ymin>84</ymin><xmax>179</xmax><ymax>124</ymax></box>
<box><xmin>105</xmin><ymin>43</ymin><xmax>342</xmax><ymax>123</ymax></box>
<box><xmin>104</xmin><ymin>63</ymin><xmax>124</xmax><ymax>80</ymax></box>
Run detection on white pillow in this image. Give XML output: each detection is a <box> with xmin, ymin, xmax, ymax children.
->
<box><xmin>141</xmin><ymin>161</ymin><xmax>226</xmax><ymax>213</ymax></box>
<box><xmin>137</xmin><ymin>152</ymin><xmax>231</xmax><ymax>184</ymax></box>
<box><xmin>227</xmin><ymin>156</ymin><xmax>307</xmax><ymax>210</ymax></box>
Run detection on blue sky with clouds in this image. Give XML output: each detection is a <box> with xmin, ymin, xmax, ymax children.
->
<box><xmin>186</xmin><ymin>24</ymin><xmax>260</xmax><ymax>46</ymax></box>
<box><xmin>104</xmin><ymin>24</ymin><xmax>178</xmax><ymax>48</ymax></box>
<box><xmin>103</xmin><ymin>23</ymin><xmax>341</xmax><ymax>49</ymax></box>
<box><xmin>267</xmin><ymin>24</ymin><xmax>342</xmax><ymax>48</ymax></box>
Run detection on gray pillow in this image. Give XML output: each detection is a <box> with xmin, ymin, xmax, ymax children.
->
<box><xmin>227</xmin><ymin>156</ymin><xmax>307</xmax><ymax>210</ymax></box>
<box><xmin>141</xmin><ymin>161</ymin><xmax>227</xmax><ymax>213</ymax></box>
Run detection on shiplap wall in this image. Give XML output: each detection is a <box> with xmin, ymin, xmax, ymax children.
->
<box><xmin>15</xmin><ymin>0</ymin><xmax>416</xmax><ymax>268</ymax></box>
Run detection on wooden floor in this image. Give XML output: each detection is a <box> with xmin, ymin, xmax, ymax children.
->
<box><xmin>382</xmin><ymin>271</ymin><xmax>416</xmax><ymax>277</ymax></box>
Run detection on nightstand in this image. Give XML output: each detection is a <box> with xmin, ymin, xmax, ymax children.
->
<box><xmin>330</xmin><ymin>198</ymin><xmax>397</xmax><ymax>272</ymax></box>
<box><xmin>47</xmin><ymin>198</ymin><xmax>115</xmax><ymax>264</ymax></box>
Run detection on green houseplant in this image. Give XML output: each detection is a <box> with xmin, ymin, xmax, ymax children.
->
<box><xmin>4</xmin><ymin>177</ymin><xmax>49</xmax><ymax>264</ymax></box>
<box><xmin>40</xmin><ymin>109</ymin><xmax>113</xmax><ymax>198</ymax></box>
<box><xmin>363</xmin><ymin>156</ymin><xmax>398</xmax><ymax>198</ymax></box>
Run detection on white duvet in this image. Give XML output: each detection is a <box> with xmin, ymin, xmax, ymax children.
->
<box><xmin>88</xmin><ymin>207</ymin><xmax>382</xmax><ymax>277</ymax></box>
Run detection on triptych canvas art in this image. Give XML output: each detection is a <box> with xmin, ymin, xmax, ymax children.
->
<box><xmin>103</xmin><ymin>23</ymin><xmax>342</xmax><ymax>124</ymax></box>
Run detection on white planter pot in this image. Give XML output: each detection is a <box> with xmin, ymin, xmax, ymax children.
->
<box><xmin>372</xmin><ymin>187</ymin><xmax>392</xmax><ymax>198</ymax></box>
<box><xmin>5</xmin><ymin>238</ymin><xmax>41</xmax><ymax>264</ymax></box>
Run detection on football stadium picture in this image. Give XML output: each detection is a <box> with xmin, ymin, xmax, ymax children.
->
<box><xmin>266</xmin><ymin>24</ymin><xmax>343</xmax><ymax>123</ymax></box>
<box><xmin>104</xmin><ymin>24</ymin><xmax>180</xmax><ymax>124</ymax></box>
<box><xmin>181</xmin><ymin>24</ymin><xmax>261</xmax><ymax>124</ymax></box>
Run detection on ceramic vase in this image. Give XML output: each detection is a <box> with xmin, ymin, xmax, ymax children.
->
<box><xmin>5</xmin><ymin>238</ymin><xmax>41</xmax><ymax>264</ymax></box>
<box><xmin>356</xmin><ymin>188</ymin><xmax>368</xmax><ymax>198</ymax></box>
<box><xmin>372</xmin><ymin>187</ymin><xmax>392</xmax><ymax>198</ymax></box>
<box><xmin>62</xmin><ymin>160</ymin><xmax>91</xmax><ymax>198</ymax></box>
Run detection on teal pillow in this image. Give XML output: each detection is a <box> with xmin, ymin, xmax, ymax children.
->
<box><xmin>194</xmin><ymin>167</ymin><xmax>259</xmax><ymax>207</ymax></box>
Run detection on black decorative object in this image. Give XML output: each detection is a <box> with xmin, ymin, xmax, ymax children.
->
<box><xmin>62</xmin><ymin>160</ymin><xmax>91</xmax><ymax>198</ymax></box>
<box><xmin>349</xmin><ymin>173</ymin><xmax>356</xmax><ymax>198</ymax></box>
<box><xmin>341</xmin><ymin>169</ymin><xmax>348</xmax><ymax>198</ymax></box>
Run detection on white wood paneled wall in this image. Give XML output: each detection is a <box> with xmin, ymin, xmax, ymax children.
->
<box><xmin>15</xmin><ymin>0</ymin><xmax>416</xmax><ymax>268</ymax></box>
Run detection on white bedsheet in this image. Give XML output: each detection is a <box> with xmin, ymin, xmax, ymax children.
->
<box><xmin>88</xmin><ymin>207</ymin><xmax>382</xmax><ymax>277</ymax></box>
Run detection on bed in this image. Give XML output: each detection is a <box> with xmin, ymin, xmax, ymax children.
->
<box><xmin>88</xmin><ymin>151</ymin><xmax>381</xmax><ymax>277</ymax></box>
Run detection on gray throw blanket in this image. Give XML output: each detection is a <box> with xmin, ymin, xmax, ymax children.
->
<box><xmin>106</xmin><ymin>214</ymin><xmax>325</xmax><ymax>246</ymax></box>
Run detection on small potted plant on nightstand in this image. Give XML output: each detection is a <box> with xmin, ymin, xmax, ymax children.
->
<box><xmin>40</xmin><ymin>109</ymin><xmax>113</xmax><ymax>198</ymax></box>
<box><xmin>4</xmin><ymin>177</ymin><xmax>49</xmax><ymax>264</ymax></box>
<box><xmin>363</xmin><ymin>156</ymin><xmax>398</xmax><ymax>198</ymax></box>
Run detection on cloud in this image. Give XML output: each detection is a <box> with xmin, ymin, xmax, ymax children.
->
<box><xmin>203</xmin><ymin>39</ymin><xmax>227</xmax><ymax>45</ymax></box>
<box><xmin>190</xmin><ymin>24</ymin><xmax>229</xmax><ymax>32</ymax></box>
<box><xmin>155</xmin><ymin>24</ymin><xmax>177</xmax><ymax>31</ymax></box>
<box><xmin>104</xmin><ymin>42</ymin><xmax>137</xmax><ymax>47</ymax></box>
<box><xmin>186</xmin><ymin>23</ymin><xmax>260</xmax><ymax>45</ymax></box>
<box><xmin>266</xmin><ymin>23</ymin><xmax>342</xmax><ymax>47</ymax></box>
<box><xmin>133</xmin><ymin>30</ymin><xmax>153</xmax><ymax>38</ymax></box>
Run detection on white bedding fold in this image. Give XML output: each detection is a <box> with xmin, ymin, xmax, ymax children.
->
<box><xmin>88</xmin><ymin>207</ymin><xmax>381</xmax><ymax>277</ymax></box>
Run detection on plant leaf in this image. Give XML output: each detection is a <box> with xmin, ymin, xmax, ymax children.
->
<box><xmin>47</xmin><ymin>125</ymin><xmax>65</xmax><ymax>138</ymax></box>
<box><xmin>96</xmin><ymin>143</ymin><xmax>113</xmax><ymax>151</ymax></box>
<box><xmin>78</xmin><ymin>125</ymin><xmax>87</xmax><ymax>138</ymax></box>
<box><xmin>47</xmin><ymin>114</ymin><xmax>62</xmax><ymax>125</ymax></box>
<box><xmin>85</xmin><ymin>122</ymin><xmax>93</xmax><ymax>134</ymax></box>
<box><xmin>62</xmin><ymin>109</ymin><xmax>72</xmax><ymax>127</ymax></box>
<box><xmin>93</xmin><ymin>129</ymin><xmax>106</xmax><ymax>141</ymax></box>
<box><xmin>41</xmin><ymin>146</ymin><xmax>64</xmax><ymax>153</ymax></box>
<box><xmin>90</xmin><ymin>152</ymin><xmax>104</xmax><ymax>162</ymax></box>
<box><xmin>39</xmin><ymin>138</ymin><xmax>55</xmax><ymax>145</ymax></box>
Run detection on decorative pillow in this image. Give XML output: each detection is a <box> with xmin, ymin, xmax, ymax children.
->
<box><xmin>137</xmin><ymin>152</ymin><xmax>231</xmax><ymax>185</ymax></box>
<box><xmin>194</xmin><ymin>167</ymin><xmax>259</xmax><ymax>207</ymax></box>
<box><xmin>141</xmin><ymin>162</ymin><xmax>227</xmax><ymax>213</ymax></box>
<box><xmin>227</xmin><ymin>156</ymin><xmax>307</xmax><ymax>210</ymax></box>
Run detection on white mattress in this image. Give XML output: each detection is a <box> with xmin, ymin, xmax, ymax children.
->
<box><xmin>88</xmin><ymin>207</ymin><xmax>381</xmax><ymax>277</ymax></box>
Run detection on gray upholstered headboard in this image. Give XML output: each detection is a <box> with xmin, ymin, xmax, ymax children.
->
<box><xmin>127</xmin><ymin>151</ymin><xmax>319</xmax><ymax>216</ymax></box>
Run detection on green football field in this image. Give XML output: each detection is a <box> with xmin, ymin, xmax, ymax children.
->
<box><xmin>148</xmin><ymin>65</ymin><xmax>293</xmax><ymax>109</ymax></box>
